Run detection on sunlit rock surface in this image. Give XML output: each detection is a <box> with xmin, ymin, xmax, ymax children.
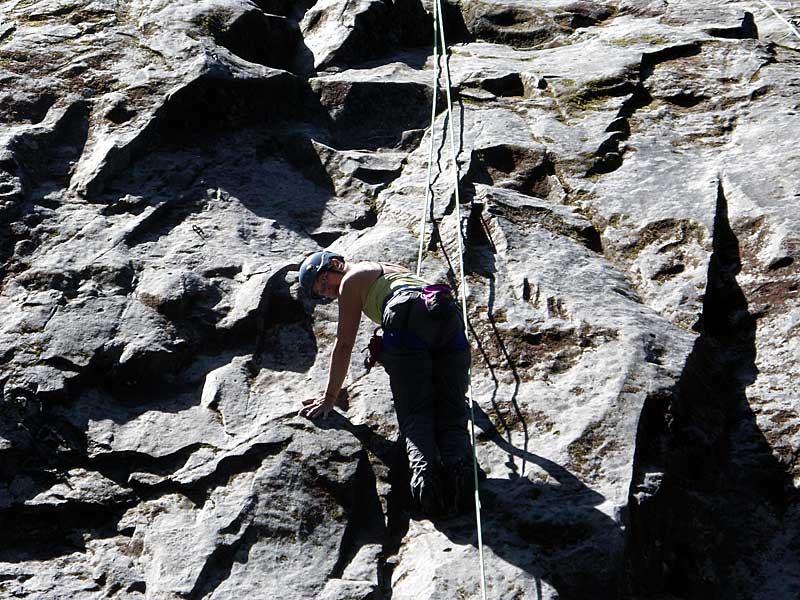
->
<box><xmin>1</xmin><ymin>0</ymin><xmax>798</xmax><ymax>598</ymax></box>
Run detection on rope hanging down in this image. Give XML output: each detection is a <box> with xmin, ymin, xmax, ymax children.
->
<box><xmin>757</xmin><ymin>0</ymin><xmax>800</xmax><ymax>41</ymax></box>
<box><xmin>416</xmin><ymin>2</ymin><xmax>488</xmax><ymax>599</ymax></box>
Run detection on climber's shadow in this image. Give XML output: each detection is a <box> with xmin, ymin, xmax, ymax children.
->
<box><xmin>320</xmin><ymin>405</ymin><xmax>622</xmax><ymax>599</ymax></box>
<box><xmin>436</xmin><ymin>404</ymin><xmax>622</xmax><ymax>599</ymax></box>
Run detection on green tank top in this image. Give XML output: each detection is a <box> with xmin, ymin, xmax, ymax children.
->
<box><xmin>363</xmin><ymin>271</ymin><xmax>428</xmax><ymax>324</ymax></box>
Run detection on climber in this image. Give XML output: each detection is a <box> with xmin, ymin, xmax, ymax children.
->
<box><xmin>297</xmin><ymin>250</ymin><xmax>474</xmax><ymax>516</ymax></box>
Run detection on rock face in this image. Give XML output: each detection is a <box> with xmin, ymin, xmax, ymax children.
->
<box><xmin>1</xmin><ymin>1</ymin><xmax>798</xmax><ymax>599</ymax></box>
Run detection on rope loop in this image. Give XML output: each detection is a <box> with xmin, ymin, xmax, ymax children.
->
<box><xmin>416</xmin><ymin>2</ymin><xmax>488</xmax><ymax>599</ymax></box>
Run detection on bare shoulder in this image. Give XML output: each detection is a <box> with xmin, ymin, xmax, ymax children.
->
<box><xmin>381</xmin><ymin>261</ymin><xmax>409</xmax><ymax>274</ymax></box>
<box><xmin>339</xmin><ymin>261</ymin><xmax>377</xmax><ymax>296</ymax></box>
<box><xmin>341</xmin><ymin>261</ymin><xmax>406</xmax><ymax>302</ymax></box>
<box><xmin>348</xmin><ymin>261</ymin><xmax>405</xmax><ymax>278</ymax></box>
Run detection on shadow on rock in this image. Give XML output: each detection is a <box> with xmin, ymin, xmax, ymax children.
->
<box><xmin>457</xmin><ymin>403</ymin><xmax>622</xmax><ymax>600</ymax></box>
<box><xmin>624</xmin><ymin>181</ymin><xmax>797</xmax><ymax>599</ymax></box>
<box><xmin>316</xmin><ymin>403</ymin><xmax>623</xmax><ymax>599</ymax></box>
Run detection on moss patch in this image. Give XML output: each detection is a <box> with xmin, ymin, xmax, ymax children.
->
<box><xmin>194</xmin><ymin>10</ymin><xmax>233</xmax><ymax>40</ymax></box>
<box><xmin>609</xmin><ymin>33</ymin><xmax>670</xmax><ymax>48</ymax></box>
<box><xmin>566</xmin><ymin>419</ymin><xmax>620</xmax><ymax>478</ymax></box>
<box><xmin>474</xmin><ymin>317</ymin><xmax>618</xmax><ymax>381</ymax></box>
<box><xmin>562</xmin><ymin>77</ymin><xmax>637</xmax><ymax>113</ymax></box>
<box><xmin>620</xmin><ymin>218</ymin><xmax>706</xmax><ymax>260</ymax></box>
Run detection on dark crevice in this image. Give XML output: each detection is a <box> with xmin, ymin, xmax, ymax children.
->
<box><xmin>0</xmin><ymin>25</ymin><xmax>16</xmax><ymax>44</ymax></box>
<box><xmin>588</xmin><ymin>43</ymin><xmax>701</xmax><ymax>177</ymax></box>
<box><xmin>352</xmin><ymin>165</ymin><xmax>403</xmax><ymax>186</ymax></box>
<box><xmin>0</xmin><ymin>501</ymin><xmax>133</xmax><ymax>563</ymax></box>
<box><xmin>380</xmin><ymin>443</ymin><xmax>414</xmax><ymax>600</ymax></box>
<box><xmin>105</xmin><ymin>101</ymin><xmax>136</xmax><ymax>125</ymax></box>
<box><xmin>555</xmin><ymin>3</ymin><xmax>616</xmax><ymax>30</ymax></box>
<box><xmin>466</xmin><ymin>202</ymin><xmax>495</xmax><ymax>250</ymax></box>
<box><xmin>312</xmin><ymin>79</ymin><xmax>440</xmax><ymax>151</ymax></box>
<box><xmin>0</xmin><ymin>92</ymin><xmax>56</xmax><ymax>125</ymax></box>
<box><xmin>42</xmin><ymin>355</ymin><xmax>84</xmax><ymax>374</ymax></box>
<box><xmin>586</xmin><ymin>83</ymin><xmax>651</xmax><ymax>176</ymax></box>
<box><xmin>434</xmin><ymin>0</ymin><xmax>473</xmax><ymax>44</ymax></box>
<box><xmin>352</xmin><ymin>206</ymin><xmax>378</xmax><ymax>229</ymax></box>
<box><xmin>187</xmin><ymin>523</ymin><xmax>262</xmax><ymax>600</ymax></box>
<box><xmin>486</xmin><ymin>9</ymin><xmax>525</xmax><ymax>28</ymax></box>
<box><xmin>468</xmin><ymin>144</ymin><xmax>555</xmax><ymax>198</ymax></box>
<box><xmin>572</xmin><ymin>80</ymin><xmax>640</xmax><ymax>106</ymax></box>
<box><xmin>128</xmin><ymin>581</ymin><xmax>147</xmax><ymax>593</ymax></box>
<box><xmin>256</xmin><ymin>134</ymin><xmax>335</xmax><ymax>193</ymax></box>
<box><xmin>768</xmin><ymin>256</ymin><xmax>794</xmax><ymax>271</ymax></box>
<box><xmin>653</xmin><ymin>262</ymin><xmax>685</xmax><ymax>281</ymax></box>
<box><xmin>157</xmin><ymin>72</ymin><xmax>302</xmax><ymax>141</ymax></box>
<box><xmin>251</xmin><ymin>0</ymin><xmax>304</xmax><ymax>17</ymax></box>
<box><xmin>212</xmin><ymin>10</ymin><xmax>300</xmax><ymax>71</ymax></box>
<box><xmin>480</xmin><ymin>73</ymin><xmax>525</xmax><ymax>97</ymax></box>
<box><xmin>664</xmin><ymin>92</ymin><xmax>707</xmax><ymax>108</ymax></box>
<box><xmin>640</xmin><ymin>43</ymin><xmax>703</xmax><ymax>80</ymax></box>
<box><xmin>202</xmin><ymin>264</ymin><xmax>243</xmax><ymax>279</ymax></box>
<box><xmin>309</xmin><ymin>230</ymin><xmax>344</xmax><ymax>247</ymax></box>
<box><xmin>11</xmin><ymin>99</ymin><xmax>90</xmax><ymax>189</ymax></box>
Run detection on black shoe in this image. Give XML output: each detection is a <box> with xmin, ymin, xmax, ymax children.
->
<box><xmin>412</xmin><ymin>474</ymin><xmax>445</xmax><ymax>518</ymax></box>
<box><xmin>441</xmin><ymin>462</ymin><xmax>476</xmax><ymax>516</ymax></box>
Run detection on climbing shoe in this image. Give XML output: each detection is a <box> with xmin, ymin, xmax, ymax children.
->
<box><xmin>411</xmin><ymin>473</ymin><xmax>445</xmax><ymax>518</ymax></box>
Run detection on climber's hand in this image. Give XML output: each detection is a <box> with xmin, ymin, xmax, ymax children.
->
<box><xmin>300</xmin><ymin>395</ymin><xmax>335</xmax><ymax>419</ymax></box>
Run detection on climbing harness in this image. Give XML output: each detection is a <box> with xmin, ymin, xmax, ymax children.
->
<box><xmin>416</xmin><ymin>2</ymin><xmax>488</xmax><ymax>599</ymax></box>
<box><xmin>757</xmin><ymin>0</ymin><xmax>800</xmax><ymax>41</ymax></box>
<box><xmin>362</xmin><ymin>326</ymin><xmax>383</xmax><ymax>373</ymax></box>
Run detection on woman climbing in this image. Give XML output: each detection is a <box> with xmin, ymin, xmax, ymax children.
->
<box><xmin>297</xmin><ymin>250</ymin><xmax>474</xmax><ymax>516</ymax></box>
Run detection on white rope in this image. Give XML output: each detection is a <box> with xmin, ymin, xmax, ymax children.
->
<box><xmin>417</xmin><ymin>2</ymin><xmax>489</xmax><ymax>598</ymax></box>
<box><xmin>416</xmin><ymin>0</ymin><xmax>440</xmax><ymax>277</ymax></box>
<box><xmin>757</xmin><ymin>0</ymin><xmax>800</xmax><ymax>40</ymax></box>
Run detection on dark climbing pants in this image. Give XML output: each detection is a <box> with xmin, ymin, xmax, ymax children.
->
<box><xmin>380</xmin><ymin>290</ymin><xmax>474</xmax><ymax>512</ymax></box>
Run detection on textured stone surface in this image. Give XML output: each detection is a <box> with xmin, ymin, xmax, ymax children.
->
<box><xmin>1</xmin><ymin>0</ymin><xmax>799</xmax><ymax>598</ymax></box>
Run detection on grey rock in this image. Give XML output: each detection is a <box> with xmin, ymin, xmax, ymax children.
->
<box><xmin>135</xmin><ymin>267</ymin><xmax>215</xmax><ymax>318</ymax></box>
<box><xmin>24</xmin><ymin>468</ymin><xmax>133</xmax><ymax>507</ymax></box>
<box><xmin>311</xmin><ymin>62</ymin><xmax>438</xmax><ymax>149</ymax></box>
<box><xmin>0</xmin><ymin>0</ymin><xmax>798</xmax><ymax>598</ymax></box>
<box><xmin>436</xmin><ymin>0</ymin><xmax>617</xmax><ymax>51</ymax></box>
<box><xmin>300</xmin><ymin>0</ymin><xmax>431</xmax><ymax>71</ymax></box>
<box><xmin>0</xmin><ymin>149</ymin><xmax>27</xmax><ymax>217</ymax></box>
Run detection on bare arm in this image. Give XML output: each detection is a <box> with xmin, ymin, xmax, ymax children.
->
<box><xmin>300</xmin><ymin>276</ymin><xmax>362</xmax><ymax>418</ymax></box>
<box><xmin>324</xmin><ymin>284</ymin><xmax>361</xmax><ymax>400</ymax></box>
